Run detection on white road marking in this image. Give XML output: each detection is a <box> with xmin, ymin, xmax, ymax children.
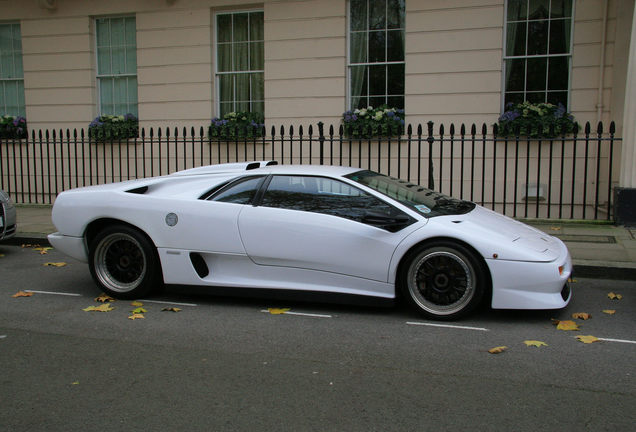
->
<box><xmin>139</xmin><ymin>299</ymin><xmax>198</xmax><ymax>307</ymax></box>
<box><xmin>260</xmin><ymin>310</ymin><xmax>332</xmax><ymax>318</ymax></box>
<box><xmin>597</xmin><ymin>337</ymin><xmax>636</xmax><ymax>345</ymax></box>
<box><xmin>25</xmin><ymin>290</ymin><xmax>82</xmax><ymax>297</ymax></box>
<box><xmin>406</xmin><ymin>321</ymin><xmax>489</xmax><ymax>332</ymax></box>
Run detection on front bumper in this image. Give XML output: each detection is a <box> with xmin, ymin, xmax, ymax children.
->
<box><xmin>488</xmin><ymin>238</ymin><xmax>572</xmax><ymax>310</ymax></box>
<box><xmin>0</xmin><ymin>201</ymin><xmax>17</xmax><ymax>241</ymax></box>
<box><xmin>48</xmin><ymin>232</ymin><xmax>88</xmax><ymax>262</ymax></box>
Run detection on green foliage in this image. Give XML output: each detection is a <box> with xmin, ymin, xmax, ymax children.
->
<box><xmin>342</xmin><ymin>105</ymin><xmax>405</xmax><ymax>138</ymax></box>
<box><xmin>209</xmin><ymin>111</ymin><xmax>265</xmax><ymax>139</ymax></box>
<box><xmin>0</xmin><ymin>116</ymin><xmax>27</xmax><ymax>139</ymax></box>
<box><xmin>88</xmin><ymin>114</ymin><xmax>139</xmax><ymax>140</ymax></box>
<box><xmin>496</xmin><ymin>102</ymin><xmax>578</xmax><ymax>138</ymax></box>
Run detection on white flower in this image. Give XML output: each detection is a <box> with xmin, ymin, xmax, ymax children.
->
<box><xmin>358</xmin><ymin>109</ymin><xmax>367</xmax><ymax>116</ymax></box>
<box><xmin>374</xmin><ymin>111</ymin><xmax>383</xmax><ymax>120</ymax></box>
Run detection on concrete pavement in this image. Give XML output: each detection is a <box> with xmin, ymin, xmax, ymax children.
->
<box><xmin>8</xmin><ymin>204</ymin><xmax>636</xmax><ymax>280</ymax></box>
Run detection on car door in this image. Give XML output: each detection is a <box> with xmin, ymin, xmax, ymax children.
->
<box><xmin>237</xmin><ymin>175</ymin><xmax>417</xmax><ymax>282</ymax></box>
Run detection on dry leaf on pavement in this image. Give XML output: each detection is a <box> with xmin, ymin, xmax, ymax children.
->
<box><xmin>43</xmin><ymin>262</ymin><xmax>67</xmax><ymax>267</ymax></box>
<box><xmin>602</xmin><ymin>310</ymin><xmax>616</xmax><ymax>315</ymax></box>
<box><xmin>488</xmin><ymin>346</ymin><xmax>507</xmax><ymax>354</ymax></box>
<box><xmin>83</xmin><ymin>304</ymin><xmax>114</xmax><ymax>312</ymax></box>
<box><xmin>572</xmin><ymin>312</ymin><xmax>591</xmax><ymax>320</ymax></box>
<box><xmin>12</xmin><ymin>291</ymin><xmax>33</xmax><ymax>298</ymax></box>
<box><xmin>524</xmin><ymin>340</ymin><xmax>548</xmax><ymax>348</ymax></box>
<box><xmin>552</xmin><ymin>319</ymin><xmax>580</xmax><ymax>331</ymax></box>
<box><xmin>94</xmin><ymin>293</ymin><xmax>115</xmax><ymax>303</ymax></box>
<box><xmin>131</xmin><ymin>301</ymin><xmax>143</xmax><ymax>307</ymax></box>
<box><xmin>162</xmin><ymin>307</ymin><xmax>182</xmax><ymax>312</ymax></box>
<box><xmin>576</xmin><ymin>335</ymin><xmax>600</xmax><ymax>344</ymax></box>
<box><xmin>607</xmin><ymin>292</ymin><xmax>623</xmax><ymax>300</ymax></box>
<box><xmin>128</xmin><ymin>313</ymin><xmax>145</xmax><ymax>320</ymax></box>
<box><xmin>267</xmin><ymin>308</ymin><xmax>291</xmax><ymax>315</ymax></box>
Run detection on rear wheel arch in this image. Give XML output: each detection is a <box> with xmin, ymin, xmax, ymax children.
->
<box><xmin>85</xmin><ymin>219</ymin><xmax>163</xmax><ymax>299</ymax></box>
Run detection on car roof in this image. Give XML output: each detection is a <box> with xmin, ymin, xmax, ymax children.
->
<box><xmin>172</xmin><ymin>162</ymin><xmax>362</xmax><ymax>179</ymax></box>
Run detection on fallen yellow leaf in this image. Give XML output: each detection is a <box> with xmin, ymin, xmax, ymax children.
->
<box><xmin>524</xmin><ymin>340</ymin><xmax>548</xmax><ymax>348</ymax></box>
<box><xmin>43</xmin><ymin>262</ymin><xmax>67</xmax><ymax>267</ymax></box>
<box><xmin>602</xmin><ymin>309</ymin><xmax>616</xmax><ymax>315</ymax></box>
<box><xmin>130</xmin><ymin>301</ymin><xmax>143</xmax><ymax>307</ymax></box>
<box><xmin>33</xmin><ymin>247</ymin><xmax>52</xmax><ymax>255</ymax></box>
<box><xmin>128</xmin><ymin>313</ymin><xmax>145</xmax><ymax>320</ymax></box>
<box><xmin>12</xmin><ymin>291</ymin><xmax>33</xmax><ymax>298</ymax></box>
<box><xmin>550</xmin><ymin>226</ymin><xmax>561</xmax><ymax>231</ymax></box>
<box><xmin>83</xmin><ymin>304</ymin><xmax>114</xmax><ymax>312</ymax></box>
<box><xmin>607</xmin><ymin>292</ymin><xmax>623</xmax><ymax>300</ymax></box>
<box><xmin>488</xmin><ymin>346</ymin><xmax>507</xmax><ymax>354</ymax></box>
<box><xmin>572</xmin><ymin>312</ymin><xmax>591</xmax><ymax>320</ymax></box>
<box><xmin>553</xmin><ymin>319</ymin><xmax>580</xmax><ymax>331</ymax></box>
<box><xmin>71</xmin><ymin>381</ymin><xmax>80</xmax><ymax>385</ymax></box>
<box><xmin>568</xmin><ymin>278</ymin><xmax>578</xmax><ymax>283</ymax></box>
<box><xmin>576</xmin><ymin>335</ymin><xmax>600</xmax><ymax>344</ymax></box>
<box><xmin>131</xmin><ymin>307</ymin><xmax>147</xmax><ymax>314</ymax></box>
<box><xmin>21</xmin><ymin>243</ymin><xmax>40</xmax><ymax>248</ymax></box>
<box><xmin>94</xmin><ymin>293</ymin><xmax>115</xmax><ymax>303</ymax></box>
<box><xmin>161</xmin><ymin>307</ymin><xmax>182</xmax><ymax>312</ymax></box>
<box><xmin>268</xmin><ymin>308</ymin><xmax>291</xmax><ymax>315</ymax></box>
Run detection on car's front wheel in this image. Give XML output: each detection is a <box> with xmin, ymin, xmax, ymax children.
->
<box><xmin>89</xmin><ymin>225</ymin><xmax>162</xmax><ymax>299</ymax></box>
<box><xmin>400</xmin><ymin>241</ymin><xmax>487</xmax><ymax>320</ymax></box>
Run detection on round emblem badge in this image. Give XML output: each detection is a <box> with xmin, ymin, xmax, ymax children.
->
<box><xmin>165</xmin><ymin>212</ymin><xmax>178</xmax><ymax>227</ymax></box>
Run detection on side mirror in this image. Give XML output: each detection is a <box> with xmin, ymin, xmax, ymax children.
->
<box><xmin>362</xmin><ymin>211</ymin><xmax>411</xmax><ymax>231</ymax></box>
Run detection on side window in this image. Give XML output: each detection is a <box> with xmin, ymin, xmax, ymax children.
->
<box><xmin>210</xmin><ymin>176</ymin><xmax>264</xmax><ymax>204</ymax></box>
<box><xmin>260</xmin><ymin>175</ymin><xmax>405</xmax><ymax>226</ymax></box>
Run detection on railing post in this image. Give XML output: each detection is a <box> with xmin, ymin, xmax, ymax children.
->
<box><xmin>318</xmin><ymin>121</ymin><xmax>325</xmax><ymax>165</ymax></box>
<box><xmin>427</xmin><ymin>121</ymin><xmax>434</xmax><ymax>189</ymax></box>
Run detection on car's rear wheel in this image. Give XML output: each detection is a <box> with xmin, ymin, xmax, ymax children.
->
<box><xmin>89</xmin><ymin>225</ymin><xmax>162</xmax><ymax>299</ymax></box>
<box><xmin>400</xmin><ymin>241</ymin><xmax>486</xmax><ymax>320</ymax></box>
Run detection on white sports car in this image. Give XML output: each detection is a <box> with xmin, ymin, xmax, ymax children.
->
<box><xmin>49</xmin><ymin>161</ymin><xmax>572</xmax><ymax>320</ymax></box>
<box><xmin>1</xmin><ymin>189</ymin><xmax>17</xmax><ymax>241</ymax></box>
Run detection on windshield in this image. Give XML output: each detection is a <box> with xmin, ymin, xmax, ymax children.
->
<box><xmin>345</xmin><ymin>170</ymin><xmax>475</xmax><ymax>218</ymax></box>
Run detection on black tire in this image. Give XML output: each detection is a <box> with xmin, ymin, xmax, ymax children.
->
<box><xmin>399</xmin><ymin>241</ymin><xmax>487</xmax><ymax>320</ymax></box>
<box><xmin>88</xmin><ymin>224</ymin><xmax>162</xmax><ymax>299</ymax></box>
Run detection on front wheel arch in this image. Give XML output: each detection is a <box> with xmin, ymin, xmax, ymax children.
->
<box><xmin>396</xmin><ymin>237</ymin><xmax>492</xmax><ymax>320</ymax></box>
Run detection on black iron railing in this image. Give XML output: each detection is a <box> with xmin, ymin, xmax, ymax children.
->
<box><xmin>0</xmin><ymin>121</ymin><xmax>620</xmax><ymax>221</ymax></box>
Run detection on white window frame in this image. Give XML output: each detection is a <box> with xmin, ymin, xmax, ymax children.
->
<box><xmin>346</xmin><ymin>0</ymin><xmax>405</xmax><ymax>111</ymax></box>
<box><xmin>94</xmin><ymin>15</ymin><xmax>138</xmax><ymax>116</ymax></box>
<box><xmin>501</xmin><ymin>0</ymin><xmax>575</xmax><ymax>111</ymax></box>
<box><xmin>214</xmin><ymin>9</ymin><xmax>264</xmax><ymax>117</ymax></box>
<box><xmin>0</xmin><ymin>22</ymin><xmax>25</xmax><ymax>117</ymax></box>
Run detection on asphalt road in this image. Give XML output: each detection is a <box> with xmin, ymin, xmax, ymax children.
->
<box><xmin>1</xmin><ymin>244</ymin><xmax>635</xmax><ymax>431</ymax></box>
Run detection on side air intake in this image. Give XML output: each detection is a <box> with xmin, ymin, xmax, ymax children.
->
<box><xmin>189</xmin><ymin>252</ymin><xmax>209</xmax><ymax>278</ymax></box>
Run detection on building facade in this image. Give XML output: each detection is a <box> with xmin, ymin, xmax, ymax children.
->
<box><xmin>2</xmin><ymin>0</ymin><xmax>636</xmax><ymax>220</ymax></box>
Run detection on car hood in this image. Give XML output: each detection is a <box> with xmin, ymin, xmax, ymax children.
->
<box><xmin>450</xmin><ymin>206</ymin><xmax>564</xmax><ymax>262</ymax></box>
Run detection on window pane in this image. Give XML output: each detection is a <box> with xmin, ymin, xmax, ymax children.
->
<box><xmin>548</xmin><ymin>56</ymin><xmax>568</xmax><ymax>90</ymax></box>
<box><xmin>507</xmin><ymin>0</ymin><xmax>528</xmax><ymax>21</ymax></box>
<box><xmin>96</xmin><ymin>18</ymin><xmax>110</xmax><ymax>46</ymax></box>
<box><xmin>99</xmin><ymin>78</ymin><xmax>114</xmax><ymax>114</ymax></box>
<box><xmin>387</xmin><ymin>96</ymin><xmax>403</xmax><ymax>110</ymax></box>
<box><xmin>351</xmin><ymin>0</ymin><xmax>368</xmax><ymax>31</ymax></box>
<box><xmin>97</xmin><ymin>47</ymin><xmax>111</xmax><ymax>75</ymax></box>
<box><xmin>369</xmin><ymin>65</ymin><xmax>386</xmax><ymax>95</ymax></box>
<box><xmin>233</xmin><ymin>42</ymin><xmax>249</xmax><ymax>71</ymax></box>
<box><xmin>249</xmin><ymin>41</ymin><xmax>264</xmax><ymax>70</ymax></box>
<box><xmin>219</xmin><ymin>74</ymin><xmax>233</xmax><ymax>102</ymax></box>
<box><xmin>368</xmin><ymin>30</ymin><xmax>386</xmax><ymax>62</ymax></box>
<box><xmin>550</xmin><ymin>0</ymin><xmax>572</xmax><ymax>18</ymax></box>
<box><xmin>251</xmin><ymin>73</ymin><xmax>264</xmax><ymax>104</ymax></box>
<box><xmin>217</xmin><ymin>44</ymin><xmax>232</xmax><ymax>72</ymax></box>
<box><xmin>506</xmin><ymin>22</ymin><xmax>526</xmax><ymax>56</ymax></box>
<box><xmin>526</xmin><ymin>92</ymin><xmax>545</xmax><ymax>103</ymax></box>
<box><xmin>526</xmin><ymin>57</ymin><xmax>547</xmax><ymax>91</ymax></box>
<box><xmin>387</xmin><ymin>63</ymin><xmax>404</xmax><ymax>95</ymax></box>
<box><xmin>386</xmin><ymin>30</ymin><xmax>404</xmax><ymax>62</ymax></box>
<box><xmin>219</xmin><ymin>102</ymin><xmax>233</xmax><ymax>117</ymax></box>
<box><xmin>233</xmin><ymin>14</ymin><xmax>249</xmax><ymax>42</ymax></box>
<box><xmin>505</xmin><ymin>92</ymin><xmax>525</xmax><ymax>106</ymax></box>
<box><xmin>369</xmin><ymin>0</ymin><xmax>387</xmax><ymax>30</ymax></box>
<box><xmin>547</xmin><ymin>91</ymin><xmax>567</xmax><ymax>106</ymax></box>
<box><xmin>527</xmin><ymin>20</ymin><xmax>548</xmax><ymax>55</ymax></box>
<box><xmin>217</xmin><ymin>15</ymin><xmax>232</xmax><ymax>43</ymax></box>
<box><xmin>250</xmin><ymin>12</ymin><xmax>264</xmax><ymax>40</ymax></box>
<box><xmin>369</xmin><ymin>96</ymin><xmax>386</xmax><ymax>107</ymax></box>
<box><xmin>350</xmin><ymin>32</ymin><xmax>367</xmax><ymax>63</ymax></box>
<box><xmin>236</xmin><ymin>73</ymin><xmax>250</xmax><ymax>104</ymax></box>
<box><xmin>213</xmin><ymin>177</ymin><xmax>264</xmax><ymax>204</ymax></box>
<box><xmin>528</xmin><ymin>0</ymin><xmax>549</xmax><ymax>19</ymax></box>
<box><xmin>111</xmin><ymin>46</ymin><xmax>124</xmax><ymax>74</ymax></box>
<box><xmin>549</xmin><ymin>19</ymin><xmax>570</xmax><ymax>54</ymax></box>
<box><xmin>387</xmin><ymin>0</ymin><xmax>405</xmax><ymax>29</ymax></box>
<box><xmin>505</xmin><ymin>58</ymin><xmax>526</xmax><ymax>92</ymax></box>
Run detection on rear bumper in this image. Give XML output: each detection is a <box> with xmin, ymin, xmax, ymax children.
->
<box><xmin>48</xmin><ymin>232</ymin><xmax>88</xmax><ymax>262</ymax></box>
<box><xmin>489</xmin><ymin>238</ymin><xmax>572</xmax><ymax>310</ymax></box>
<box><xmin>0</xmin><ymin>202</ymin><xmax>17</xmax><ymax>241</ymax></box>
